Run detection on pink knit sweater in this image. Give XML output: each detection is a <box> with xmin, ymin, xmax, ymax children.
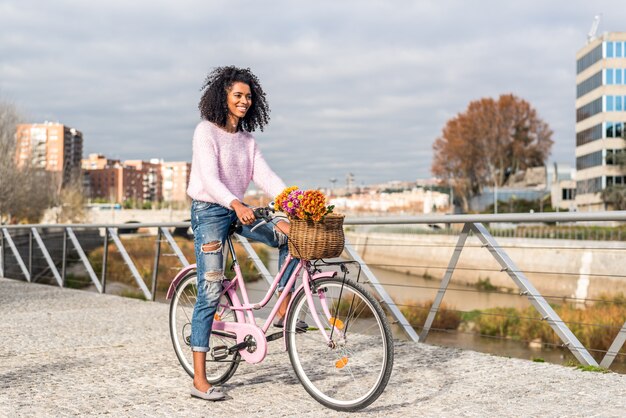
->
<box><xmin>186</xmin><ymin>121</ymin><xmax>286</xmax><ymax>208</ymax></box>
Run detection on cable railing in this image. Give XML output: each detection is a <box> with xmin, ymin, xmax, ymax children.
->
<box><xmin>1</xmin><ymin>211</ymin><xmax>626</xmax><ymax>371</ymax></box>
<box><xmin>369</xmin><ymin>224</ymin><xmax>626</xmax><ymax>241</ymax></box>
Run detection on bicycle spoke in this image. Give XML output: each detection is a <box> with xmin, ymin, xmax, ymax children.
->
<box><xmin>286</xmin><ymin>277</ymin><xmax>393</xmax><ymax>411</ymax></box>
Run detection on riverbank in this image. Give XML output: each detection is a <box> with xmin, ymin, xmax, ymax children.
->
<box><xmin>346</xmin><ymin>231</ymin><xmax>626</xmax><ymax>298</ymax></box>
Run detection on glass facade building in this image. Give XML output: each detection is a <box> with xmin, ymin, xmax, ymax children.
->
<box><xmin>575</xmin><ymin>33</ymin><xmax>626</xmax><ymax>210</ymax></box>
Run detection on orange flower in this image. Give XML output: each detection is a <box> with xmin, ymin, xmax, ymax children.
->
<box><xmin>274</xmin><ymin>187</ymin><xmax>335</xmax><ymax>221</ymax></box>
<box><xmin>274</xmin><ymin>186</ymin><xmax>298</xmax><ymax>211</ymax></box>
<box><xmin>301</xmin><ymin>190</ymin><xmax>327</xmax><ymax>221</ymax></box>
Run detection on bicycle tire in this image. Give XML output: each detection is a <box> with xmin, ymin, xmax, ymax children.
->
<box><xmin>169</xmin><ymin>272</ymin><xmax>240</xmax><ymax>384</ymax></box>
<box><xmin>285</xmin><ymin>277</ymin><xmax>394</xmax><ymax>411</ymax></box>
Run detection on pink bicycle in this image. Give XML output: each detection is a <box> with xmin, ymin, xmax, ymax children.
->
<box><xmin>167</xmin><ymin>207</ymin><xmax>393</xmax><ymax>411</ymax></box>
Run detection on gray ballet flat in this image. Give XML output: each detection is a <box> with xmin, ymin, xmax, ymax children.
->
<box><xmin>190</xmin><ymin>385</ymin><xmax>226</xmax><ymax>401</ymax></box>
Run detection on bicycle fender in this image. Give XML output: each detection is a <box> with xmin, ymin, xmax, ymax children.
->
<box><xmin>165</xmin><ymin>264</ymin><xmax>197</xmax><ymax>300</ymax></box>
<box><xmin>282</xmin><ymin>270</ymin><xmax>337</xmax><ymax>350</ymax></box>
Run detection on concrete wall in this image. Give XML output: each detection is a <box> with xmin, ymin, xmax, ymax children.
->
<box><xmin>346</xmin><ymin>232</ymin><xmax>626</xmax><ymax>299</ymax></box>
<box><xmin>86</xmin><ymin>208</ymin><xmax>190</xmax><ymax>224</ymax></box>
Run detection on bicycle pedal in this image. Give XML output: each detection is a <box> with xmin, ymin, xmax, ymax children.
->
<box><xmin>211</xmin><ymin>345</ymin><xmax>229</xmax><ymax>361</ymax></box>
<box><xmin>266</xmin><ymin>332</ymin><xmax>283</xmax><ymax>342</ymax></box>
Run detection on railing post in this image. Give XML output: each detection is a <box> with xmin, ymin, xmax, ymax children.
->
<box><xmin>0</xmin><ymin>233</ymin><xmax>4</xmax><ymax>278</ymax></box>
<box><xmin>66</xmin><ymin>227</ymin><xmax>102</xmax><ymax>292</ymax></box>
<box><xmin>420</xmin><ymin>223</ymin><xmax>472</xmax><ymax>342</ymax></box>
<box><xmin>102</xmin><ymin>228</ymin><xmax>109</xmax><ymax>294</ymax></box>
<box><xmin>151</xmin><ymin>229</ymin><xmax>162</xmax><ymax>301</ymax></box>
<box><xmin>30</xmin><ymin>228</ymin><xmax>63</xmax><ymax>287</ymax></box>
<box><xmin>61</xmin><ymin>229</ymin><xmax>68</xmax><ymax>287</ymax></box>
<box><xmin>2</xmin><ymin>227</ymin><xmax>31</xmax><ymax>282</ymax></box>
<box><xmin>160</xmin><ymin>227</ymin><xmax>190</xmax><ymax>266</ymax></box>
<box><xmin>343</xmin><ymin>238</ymin><xmax>420</xmax><ymax>342</ymax></box>
<box><xmin>28</xmin><ymin>229</ymin><xmax>33</xmax><ymax>278</ymax></box>
<box><xmin>107</xmin><ymin>228</ymin><xmax>152</xmax><ymax>300</ymax></box>
<box><xmin>470</xmin><ymin>222</ymin><xmax>599</xmax><ymax>367</ymax></box>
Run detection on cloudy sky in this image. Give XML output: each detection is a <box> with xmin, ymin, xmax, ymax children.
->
<box><xmin>1</xmin><ymin>1</ymin><xmax>624</xmax><ymax>190</ymax></box>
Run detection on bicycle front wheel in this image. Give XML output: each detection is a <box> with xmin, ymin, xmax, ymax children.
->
<box><xmin>169</xmin><ymin>273</ymin><xmax>240</xmax><ymax>384</ymax></box>
<box><xmin>285</xmin><ymin>277</ymin><xmax>394</xmax><ymax>411</ymax></box>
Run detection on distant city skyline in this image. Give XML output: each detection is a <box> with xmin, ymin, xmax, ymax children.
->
<box><xmin>1</xmin><ymin>1</ymin><xmax>625</xmax><ymax>189</ymax></box>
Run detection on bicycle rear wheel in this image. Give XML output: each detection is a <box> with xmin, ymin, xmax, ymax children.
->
<box><xmin>169</xmin><ymin>273</ymin><xmax>240</xmax><ymax>384</ymax></box>
<box><xmin>285</xmin><ymin>277</ymin><xmax>394</xmax><ymax>411</ymax></box>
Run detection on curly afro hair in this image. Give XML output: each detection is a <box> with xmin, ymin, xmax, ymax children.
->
<box><xmin>198</xmin><ymin>66</ymin><xmax>270</xmax><ymax>132</ymax></box>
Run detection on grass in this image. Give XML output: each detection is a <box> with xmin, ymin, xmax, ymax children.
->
<box><xmin>396</xmin><ymin>294</ymin><xmax>626</xmax><ymax>363</ymax></box>
<box><xmin>475</xmin><ymin>277</ymin><xmax>497</xmax><ymax>291</ymax></box>
<box><xmin>120</xmin><ymin>289</ymin><xmax>147</xmax><ymax>300</ymax></box>
<box><xmin>574</xmin><ymin>365</ymin><xmax>610</xmax><ymax>373</ymax></box>
<box><xmin>400</xmin><ymin>300</ymin><xmax>462</xmax><ymax>330</ymax></box>
<box><xmin>64</xmin><ymin>273</ymin><xmax>92</xmax><ymax>289</ymax></box>
<box><xmin>468</xmin><ymin>294</ymin><xmax>626</xmax><ymax>357</ymax></box>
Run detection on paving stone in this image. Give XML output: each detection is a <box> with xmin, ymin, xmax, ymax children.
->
<box><xmin>1</xmin><ymin>278</ymin><xmax>625</xmax><ymax>417</ymax></box>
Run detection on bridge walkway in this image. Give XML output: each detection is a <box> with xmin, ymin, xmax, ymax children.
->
<box><xmin>1</xmin><ymin>278</ymin><xmax>624</xmax><ymax>417</ymax></box>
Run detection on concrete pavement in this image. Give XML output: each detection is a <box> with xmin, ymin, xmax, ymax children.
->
<box><xmin>1</xmin><ymin>277</ymin><xmax>625</xmax><ymax>417</ymax></box>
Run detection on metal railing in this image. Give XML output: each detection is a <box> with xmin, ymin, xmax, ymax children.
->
<box><xmin>2</xmin><ymin>211</ymin><xmax>626</xmax><ymax>370</ymax></box>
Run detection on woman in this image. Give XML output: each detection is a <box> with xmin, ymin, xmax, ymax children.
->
<box><xmin>186</xmin><ymin>66</ymin><xmax>299</xmax><ymax>401</ymax></box>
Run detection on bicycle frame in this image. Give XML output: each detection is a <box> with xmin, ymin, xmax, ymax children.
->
<box><xmin>166</xmin><ymin>234</ymin><xmax>338</xmax><ymax>364</ymax></box>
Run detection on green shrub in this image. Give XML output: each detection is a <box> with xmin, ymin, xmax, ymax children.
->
<box><xmin>400</xmin><ymin>300</ymin><xmax>462</xmax><ymax>330</ymax></box>
<box><xmin>473</xmin><ymin>307</ymin><xmax>520</xmax><ymax>337</ymax></box>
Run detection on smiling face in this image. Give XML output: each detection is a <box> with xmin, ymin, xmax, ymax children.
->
<box><xmin>226</xmin><ymin>82</ymin><xmax>252</xmax><ymax>126</ymax></box>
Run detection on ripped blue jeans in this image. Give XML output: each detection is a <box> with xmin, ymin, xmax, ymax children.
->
<box><xmin>190</xmin><ymin>200</ymin><xmax>298</xmax><ymax>352</ymax></box>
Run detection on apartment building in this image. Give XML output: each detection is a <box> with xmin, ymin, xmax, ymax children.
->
<box><xmin>161</xmin><ymin>161</ymin><xmax>191</xmax><ymax>204</ymax></box>
<box><xmin>124</xmin><ymin>159</ymin><xmax>163</xmax><ymax>203</ymax></box>
<box><xmin>82</xmin><ymin>154</ymin><xmax>144</xmax><ymax>203</ymax></box>
<box><xmin>15</xmin><ymin>122</ymin><xmax>83</xmax><ymax>188</ymax></box>
<box><xmin>575</xmin><ymin>32</ymin><xmax>626</xmax><ymax>210</ymax></box>
<box><xmin>82</xmin><ymin>154</ymin><xmax>190</xmax><ymax>205</ymax></box>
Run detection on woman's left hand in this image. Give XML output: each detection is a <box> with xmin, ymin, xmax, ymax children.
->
<box><xmin>231</xmin><ymin>200</ymin><xmax>255</xmax><ymax>225</ymax></box>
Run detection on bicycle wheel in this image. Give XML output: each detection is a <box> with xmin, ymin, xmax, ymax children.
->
<box><xmin>169</xmin><ymin>273</ymin><xmax>240</xmax><ymax>384</ymax></box>
<box><xmin>285</xmin><ymin>277</ymin><xmax>394</xmax><ymax>411</ymax></box>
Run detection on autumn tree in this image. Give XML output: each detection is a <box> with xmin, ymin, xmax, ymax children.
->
<box><xmin>432</xmin><ymin>94</ymin><xmax>553</xmax><ymax>212</ymax></box>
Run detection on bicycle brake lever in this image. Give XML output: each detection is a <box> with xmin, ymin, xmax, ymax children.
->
<box><xmin>250</xmin><ymin>219</ymin><xmax>268</xmax><ymax>232</ymax></box>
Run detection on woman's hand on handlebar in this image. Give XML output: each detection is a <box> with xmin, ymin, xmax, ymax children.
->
<box><xmin>230</xmin><ymin>200</ymin><xmax>255</xmax><ymax>225</ymax></box>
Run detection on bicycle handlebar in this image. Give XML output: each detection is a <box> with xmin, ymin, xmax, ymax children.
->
<box><xmin>233</xmin><ymin>203</ymin><xmax>277</xmax><ymax>233</ymax></box>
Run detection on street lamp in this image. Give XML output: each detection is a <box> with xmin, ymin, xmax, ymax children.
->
<box><xmin>329</xmin><ymin>178</ymin><xmax>337</xmax><ymax>196</ymax></box>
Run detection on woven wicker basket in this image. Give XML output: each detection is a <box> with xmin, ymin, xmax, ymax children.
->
<box><xmin>288</xmin><ymin>213</ymin><xmax>345</xmax><ymax>260</ymax></box>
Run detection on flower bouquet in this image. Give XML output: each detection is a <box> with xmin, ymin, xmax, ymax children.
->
<box><xmin>274</xmin><ymin>186</ymin><xmax>344</xmax><ymax>260</ymax></box>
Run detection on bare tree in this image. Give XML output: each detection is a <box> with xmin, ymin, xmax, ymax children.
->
<box><xmin>0</xmin><ymin>98</ymin><xmax>57</xmax><ymax>223</ymax></box>
<box><xmin>54</xmin><ymin>175</ymin><xmax>87</xmax><ymax>223</ymax></box>
<box><xmin>0</xmin><ymin>98</ymin><xmax>22</xmax><ymax>223</ymax></box>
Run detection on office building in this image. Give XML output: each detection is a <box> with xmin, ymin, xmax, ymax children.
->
<box><xmin>575</xmin><ymin>32</ymin><xmax>626</xmax><ymax>210</ymax></box>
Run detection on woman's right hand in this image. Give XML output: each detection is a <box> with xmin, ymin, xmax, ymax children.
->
<box><xmin>231</xmin><ymin>200</ymin><xmax>255</xmax><ymax>225</ymax></box>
